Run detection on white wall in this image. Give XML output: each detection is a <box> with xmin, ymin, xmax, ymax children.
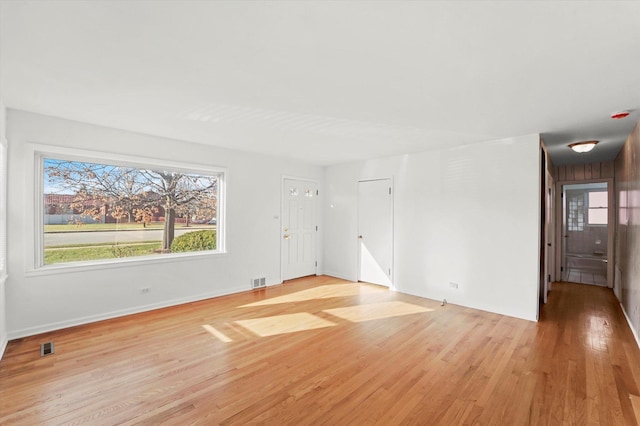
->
<box><xmin>615</xmin><ymin>120</ymin><xmax>640</xmax><ymax>348</ymax></box>
<box><xmin>324</xmin><ymin>134</ymin><xmax>541</xmax><ymax>321</ymax></box>
<box><xmin>0</xmin><ymin>101</ymin><xmax>7</xmax><ymax>358</ymax></box>
<box><xmin>0</xmin><ymin>272</ymin><xmax>5</xmax><ymax>358</ymax></box>
<box><xmin>6</xmin><ymin>110</ymin><xmax>323</xmax><ymax>338</ymax></box>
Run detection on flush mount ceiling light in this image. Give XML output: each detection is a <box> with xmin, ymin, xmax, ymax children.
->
<box><xmin>569</xmin><ymin>140</ymin><xmax>599</xmax><ymax>153</ymax></box>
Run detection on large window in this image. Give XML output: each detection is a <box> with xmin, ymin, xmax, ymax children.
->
<box><xmin>38</xmin><ymin>152</ymin><xmax>223</xmax><ymax>268</ymax></box>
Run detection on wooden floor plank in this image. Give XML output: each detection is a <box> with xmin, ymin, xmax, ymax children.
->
<box><xmin>1</xmin><ymin>277</ymin><xmax>640</xmax><ymax>425</ymax></box>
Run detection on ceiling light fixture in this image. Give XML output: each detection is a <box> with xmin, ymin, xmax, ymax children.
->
<box><xmin>569</xmin><ymin>140</ymin><xmax>599</xmax><ymax>153</ymax></box>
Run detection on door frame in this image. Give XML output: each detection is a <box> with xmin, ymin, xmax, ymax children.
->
<box><xmin>356</xmin><ymin>177</ymin><xmax>394</xmax><ymax>289</ymax></box>
<box><xmin>545</xmin><ymin>168</ymin><xmax>556</xmax><ymax>300</ymax></box>
<box><xmin>539</xmin><ymin>149</ymin><xmax>554</xmax><ymax>305</ymax></box>
<box><xmin>280</xmin><ymin>175</ymin><xmax>320</xmax><ymax>283</ymax></box>
<box><xmin>554</xmin><ymin>178</ymin><xmax>614</xmax><ymax>288</ymax></box>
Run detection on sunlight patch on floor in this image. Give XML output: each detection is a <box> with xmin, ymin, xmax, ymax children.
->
<box><xmin>630</xmin><ymin>394</ymin><xmax>640</xmax><ymax>425</ymax></box>
<box><xmin>235</xmin><ymin>312</ymin><xmax>337</xmax><ymax>337</ymax></box>
<box><xmin>202</xmin><ymin>324</ymin><xmax>233</xmax><ymax>342</ymax></box>
<box><xmin>240</xmin><ymin>284</ymin><xmax>386</xmax><ymax>307</ymax></box>
<box><xmin>323</xmin><ymin>301</ymin><xmax>432</xmax><ymax>323</ymax></box>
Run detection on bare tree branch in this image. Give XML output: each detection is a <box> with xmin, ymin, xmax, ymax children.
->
<box><xmin>45</xmin><ymin>159</ymin><xmax>218</xmax><ymax>250</ymax></box>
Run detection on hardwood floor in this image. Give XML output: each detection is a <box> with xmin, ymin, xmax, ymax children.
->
<box><xmin>1</xmin><ymin>276</ymin><xmax>639</xmax><ymax>425</ymax></box>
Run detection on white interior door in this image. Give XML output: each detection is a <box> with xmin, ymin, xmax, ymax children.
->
<box><xmin>282</xmin><ymin>179</ymin><xmax>317</xmax><ymax>281</ymax></box>
<box><xmin>358</xmin><ymin>179</ymin><xmax>393</xmax><ymax>287</ymax></box>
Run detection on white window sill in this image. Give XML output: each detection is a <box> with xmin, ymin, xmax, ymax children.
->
<box><xmin>25</xmin><ymin>250</ymin><xmax>227</xmax><ymax>277</ymax></box>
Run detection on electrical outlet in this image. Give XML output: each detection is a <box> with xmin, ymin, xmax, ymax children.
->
<box><xmin>449</xmin><ymin>282</ymin><xmax>459</xmax><ymax>289</ymax></box>
<box><xmin>140</xmin><ymin>287</ymin><xmax>151</xmax><ymax>294</ymax></box>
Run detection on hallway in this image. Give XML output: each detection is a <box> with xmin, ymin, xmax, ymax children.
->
<box><xmin>539</xmin><ymin>282</ymin><xmax>640</xmax><ymax>424</ymax></box>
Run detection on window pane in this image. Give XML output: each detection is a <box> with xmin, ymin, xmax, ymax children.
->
<box><xmin>588</xmin><ymin>191</ymin><xmax>607</xmax><ymax>208</ymax></box>
<box><xmin>567</xmin><ymin>193</ymin><xmax>585</xmax><ymax>231</ymax></box>
<box><xmin>588</xmin><ymin>208</ymin><xmax>607</xmax><ymax>225</ymax></box>
<box><xmin>43</xmin><ymin>157</ymin><xmax>220</xmax><ymax>266</ymax></box>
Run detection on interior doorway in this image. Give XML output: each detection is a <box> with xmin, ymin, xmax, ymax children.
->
<box><xmin>357</xmin><ymin>178</ymin><xmax>393</xmax><ymax>287</ymax></box>
<box><xmin>561</xmin><ymin>182</ymin><xmax>610</xmax><ymax>286</ymax></box>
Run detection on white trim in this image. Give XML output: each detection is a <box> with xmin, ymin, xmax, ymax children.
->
<box><xmin>281</xmin><ymin>174</ymin><xmax>319</xmax><ymax>183</ymax></box>
<box><xmin>30</xmin><ymin>143</ymin><xmax>226</xmax><ymax>175</ymax></box>
<box><xmin>25</xmin><ymin>250</ymin><xmax>228</xmax><ymax>277</ymax></box>
<box><xmin>7</xmin><ymin>285</ymin><xmax>248</xmax><ymax>340</ymax></box>
<box><xmin>322</xmin><ymin>271</ymin><xmax>356</xmax><ymax>282</ymax></box>
<box><xmin>358</xmin><ymin>176</ymin><xmax>392</xmax><ymax>183</ymax></box>
<box><xmin>620</xmin><ymin>302</ymin><xmax>640</xmax><ymax>350</ymax></box>
<box><xmin>28</xmin><ymin>143</ymin><xmax>227</xmax><ymax>273</ymax></box>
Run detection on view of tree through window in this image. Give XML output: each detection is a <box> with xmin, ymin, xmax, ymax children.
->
<box><xmin>43</xmin><ymin>157</ymin><xmax>220</xmax><ymax>265</ymax></box>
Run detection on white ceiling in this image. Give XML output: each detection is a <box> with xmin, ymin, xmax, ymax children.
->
<box><xmin>1</xmin><ymin>0</ymin><xmax>639</xmax><ymax>166</ymax></box>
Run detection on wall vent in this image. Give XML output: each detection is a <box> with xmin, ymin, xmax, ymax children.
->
<box><xmin>251</xmin><ymin>277</ymin><xmax>266</xmax><ymax>289</ymax></box>
<box><xmin>40</xmin><ymin>341</ymin><xmax>55</xmax><ymax>357</ymax></box>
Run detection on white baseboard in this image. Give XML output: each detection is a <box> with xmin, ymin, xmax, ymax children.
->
<box><xmin>621</xmin><ymin>303</ymin><xmax>640</xmax><ymax>350</ymax></box>
<box><xmin>7</xmin><ymin>286</ymin><xmax>248</xmax><ymax>340</ymax></box>
<box><xmin>322</xmin><ymin>270</ymin><xmax>356</xmax><ymax>282</ymax></box>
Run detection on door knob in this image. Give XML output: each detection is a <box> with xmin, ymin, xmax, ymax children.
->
<box><xmin>358</xmin><ymin>235</ymin><xmax>363</xmax><ymax>239</ymax></box>
<box><xmin>283</xmin><ymin>234</ymin><xmax>290</xmax><ymax>239</ymax></box>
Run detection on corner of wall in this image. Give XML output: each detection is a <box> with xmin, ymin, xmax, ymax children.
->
<box><xmin>0</xmin><ymin>100</ymin><xmax>7</xmax><ymax>360</ymax></box>
<box><xmin>323</xmin><ymin>134</ymin><xmax>541</xmax><ymax>321</ymax></box>
<box><xmin>0</xmin><ymin>274</ymin><xmax>6</xmax><ymax>360</ymax></box>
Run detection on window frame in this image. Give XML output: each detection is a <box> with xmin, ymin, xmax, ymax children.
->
<box><xmin>586</xmin><ymin>190</ymin><xmax>607</xmax><ymax>226</ymax></box>
<box><xmin>566</xmin><ymin>188</ymin><xmax>608</xmax><ymax>231</ymax></box>
<box><xmin>31</xmin><ymin>145</ymin><xmax>226</xmax><ymax>274</ymax></box>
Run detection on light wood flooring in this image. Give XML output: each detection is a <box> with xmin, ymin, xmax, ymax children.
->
<box><xmin>1</xmin><ymin>276</ymin><xmax>640</xmax><ymax>425</ymax></box>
